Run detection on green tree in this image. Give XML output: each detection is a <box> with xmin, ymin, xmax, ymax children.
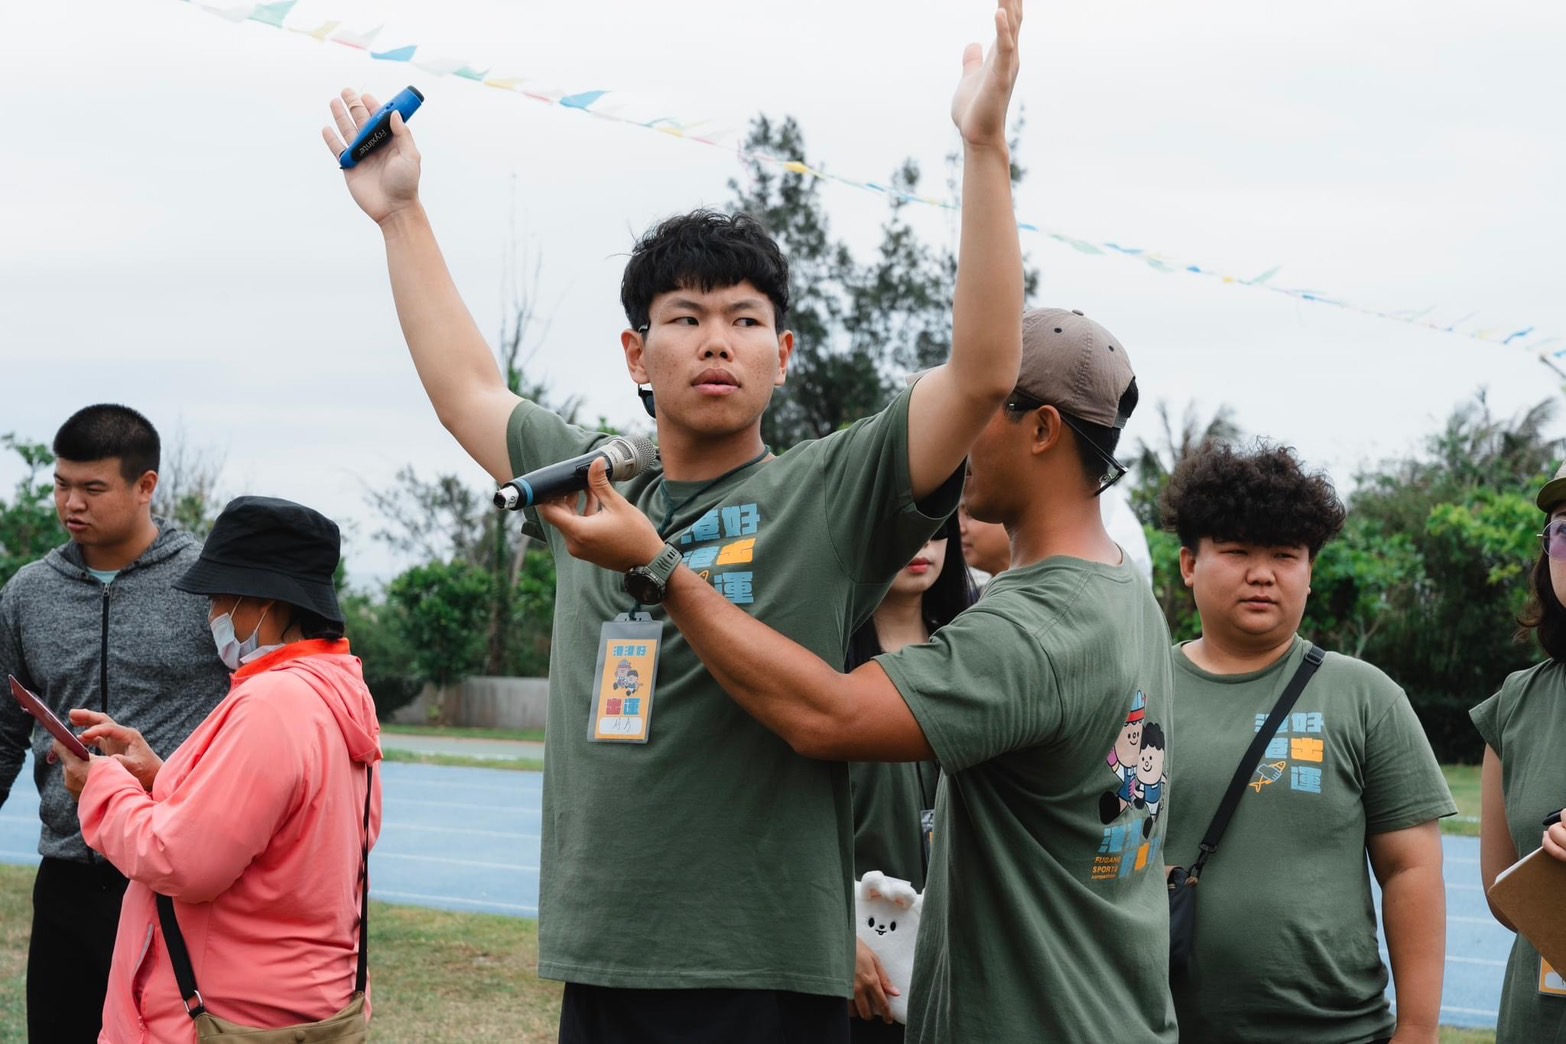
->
<box><xmin>1345</xmin><ymin>393</ymin><xmax>1564</xmax><ymax>762</ymax></box>
<box><xmin>341</xmin><ymin>589</ymin><xmax>421</xmax><ymax>720</ymax></box>
<box><xmin>386</xmin><ymin>559</ymin><xmax>492</xmax><ymax>724</ymax></box>
<box><xmin>1145</xmin><ymin>528</ymin><xmax>1198</xmax><ymax>642</ymax></box>
<box><xmin>0</xmin><ymin>436</ymin><xmax>60</xmax><ymax>588</ymax></box>
<box><xmin>1300</xmin><ymin>516</ymin><xmax>1424</xmax><ymax>659</ymax></box>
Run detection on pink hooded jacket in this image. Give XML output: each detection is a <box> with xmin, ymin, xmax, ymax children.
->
<box><xmin>79</xmin><ymin>640</ymin><xmax>384</xmax><ymax>1043</ymax></box>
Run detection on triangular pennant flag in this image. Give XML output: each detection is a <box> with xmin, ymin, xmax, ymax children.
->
<box><xmin>371</xmin><ymin>44</ymin><xmax>417</xmax><ymax>62</ymax></box>
<box><xmin>560</xmin><ymin>90</ymin><xmax>609</xmax><ymax>110</ymax></box>
<box><xmin>248</xmin><ymin>0</ymin><xmax>296</xmax><ymax>28</ymax></box>
<box><xmin>330</xmin><ymin>24</ymin><xmax>382</xmax><ymax>50</ymax></box>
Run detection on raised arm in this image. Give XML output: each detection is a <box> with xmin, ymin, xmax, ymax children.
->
<box><xmin>538</xmin><ymin>463</ymin><xmax>932</xmax><ymax>761</ymax></box>
<box><xmin>905</xmin><ymin>0</ymin><xmax>1025</xmax><ymax>499</ymax></box>
<box><xmin>322</xmin><ymin>89</ymin><xmax>521</xmax><ymax>483</ymax></box>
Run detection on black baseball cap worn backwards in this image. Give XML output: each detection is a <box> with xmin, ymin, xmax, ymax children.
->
<box><xmin>174</xmin><ymin>496</ymin><xmax>344</xmax><ymax>624</ymax></box>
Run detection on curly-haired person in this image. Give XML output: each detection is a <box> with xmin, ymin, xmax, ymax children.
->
<box><xmin>1473</xmin><ymin>460</ymin><xmax>1566</xmax><ymax>1042</ymax></box>
<box><xmin>1160</xmin><ymin>442</ymin><xmax>1454</xmax><ymax>1044</ymax></box>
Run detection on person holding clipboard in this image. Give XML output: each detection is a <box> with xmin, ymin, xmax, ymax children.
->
<box><xmin>1473</xmin><ymin>461</ymin><xmax>1566</xmax><ymax>1041</ymax></box>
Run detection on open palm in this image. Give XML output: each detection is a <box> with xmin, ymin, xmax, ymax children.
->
<box><xmin>950</xmin><ymin>0</ymin><xmax>1024</xmax><ymax>149</ymax></box>
<box><xmin>322</xmin><ymin>89</ymin><xmax>423</xmax><ymax>224</ymax></box>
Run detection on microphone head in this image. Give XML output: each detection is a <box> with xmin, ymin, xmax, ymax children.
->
<box><xmin>602</xmin><ymin>435</ymin><xmax>659</xmax><ymax>480</ymax></box>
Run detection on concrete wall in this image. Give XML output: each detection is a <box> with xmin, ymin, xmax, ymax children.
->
<box><xmin>390</xmin><ymin>676</ymin><xmax>549</xmax><ymax>730</ymax></box>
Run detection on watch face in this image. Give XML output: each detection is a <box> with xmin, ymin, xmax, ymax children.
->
<box><xmin>624</xmin><ymin>569</ymin><xmax>663</xmax><ymax>605</ymax></box>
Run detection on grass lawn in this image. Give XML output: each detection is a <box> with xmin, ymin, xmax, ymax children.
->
<box><xmin>381</xmin><ymin>723</ymin><xmax>546</xmax><ymax>743</ymax></box>
<box><xmin>1444</xmin><ymin>763</ymin><xmax>1482</xmax><ymax>837</ymax></box>
<box><xmin>0</xmin><ymin>863</ymin><xmax>562</xmax><ymax>1042</ymax></box>
<box><xmin>380</xmin><ymin>748</ymin><xmax>546</xmax><ymax>773</ymax></box>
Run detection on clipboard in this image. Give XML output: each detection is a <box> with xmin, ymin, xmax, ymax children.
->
<box><xmin>1488</xmin><ymin>845</ymin><xmax>1566</xmax><ymax>974</ymax></box>
<box><xmin>8</xmin><ymin>675</ymin><xmax>91</xmax><ymax>760</ymax></box>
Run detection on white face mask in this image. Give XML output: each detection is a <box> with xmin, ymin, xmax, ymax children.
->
<box><xmin>210</xmin><ymin>599</ymin><xmax>282</xmax><ymax>670</ymax></box>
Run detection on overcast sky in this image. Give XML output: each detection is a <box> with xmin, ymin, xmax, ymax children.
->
<box><xmin>3</xmin><ymin>0</ymin><xmax>1562</xmax><ymax>585</ymax></box>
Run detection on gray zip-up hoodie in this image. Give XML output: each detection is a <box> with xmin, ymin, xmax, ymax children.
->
<box><xmin>0</xmin><ymin>520</ymin><xmax>232</xmax><ymax>861</ymax></box>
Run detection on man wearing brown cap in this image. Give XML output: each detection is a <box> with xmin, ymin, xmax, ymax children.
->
<box><xmin>542</xmin><ymin>307</ymin><xmax>1178</xmax><ymax>1043</ymax></box>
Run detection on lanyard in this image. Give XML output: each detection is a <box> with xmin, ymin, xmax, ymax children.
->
<box><xmin>625</xmin><ymin>445</ymin><xmax>771</xmax><ymax>613</ymax></box>
<box><xmin>653</xmin><ymin>445</ymin><xmax>771</xmax><ymax>541</ymax></box>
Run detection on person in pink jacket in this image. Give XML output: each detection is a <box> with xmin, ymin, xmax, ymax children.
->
<box><xmin>55</xmin><ymin>495</ymin><xmax>384</xmax><ymax>1043</ymax></box>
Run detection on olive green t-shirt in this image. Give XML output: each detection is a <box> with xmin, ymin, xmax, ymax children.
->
<box><xmin>1166</xmin><ymin>639</ymin><xmax>1456</xmax><ymax>1044</ymax></box>
<box><xmin>850</xmin><ymin>760</ymin><xmax>938</xmax><ymax>890</ymax></box>
<box><xmin>878</xmin><ymin>556</ymin><xmax>1179</xmax><ymax>1044</ymax></box>
<box><xmin>508</xmin><ymin>387</ymin><xmax>959</xmax><ymax>995</ymax></box>
<box><xmin>1471</xmin><ymin>658</ymin><xmax>1566</xmax><ymax>1044</ymax></box>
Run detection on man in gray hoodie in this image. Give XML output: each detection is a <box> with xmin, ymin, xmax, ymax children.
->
<box><xmin>0</xmin><ymin>404</ymin><xmax>231</xmax><ymax>1043</ymax></box>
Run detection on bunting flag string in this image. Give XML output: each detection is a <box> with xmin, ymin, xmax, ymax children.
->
<box><xmin>179</xmin><ymin>0</ymin><xmax>1564</xmax><ymax>371</ymax></box>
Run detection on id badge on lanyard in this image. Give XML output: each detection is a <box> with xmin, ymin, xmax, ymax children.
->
<box><xmin>1539</xmin><ymin>957</ymin><xmax>1566</xmax><ymax>997</ymax></box>
<box><xmin>588</xmin><ymin>613</ymin><xmax>663</xmax><ymax>743</ymax></box>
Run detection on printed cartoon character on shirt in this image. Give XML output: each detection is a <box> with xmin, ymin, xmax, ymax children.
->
<box><xmin>1133</xmin><ymin>722</ymin><xmax>1167</xmax><ymax>839</ymax></box>
<box><xmin>854</xmin><ymin>871</ymin><xmax>923</xmax><ymax>1025</ymax></box>
<box><xmin>1100</xmin><ymin>691</ymin><xmax>1147</xmax><ymax>824</ymax></box>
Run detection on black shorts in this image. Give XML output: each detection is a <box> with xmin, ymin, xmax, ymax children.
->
<box><xmin>558</xmin><ymin>983</ymin><xmax>849</xmax><ymax>1044</ymax></box>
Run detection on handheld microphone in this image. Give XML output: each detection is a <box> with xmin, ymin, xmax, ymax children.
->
<box><xmin>339</xmin><ymin>86</ymin><xmax>424</xmax><ymax>169</ymax></box>
<box><xmin>494</xmin><ymin>435</ymin><xmax>658</xmax><ymax>511</ymax></box>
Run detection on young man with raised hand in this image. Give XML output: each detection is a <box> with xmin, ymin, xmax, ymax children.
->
<box><xmin>325</xmin><ymin>3</ymin><xmax>1023</xmax><ymax>1040</ymax></box>
<box><xmin>543</xmin><ymin>308</ymin><xmax>1178</xmax><ymax>1043</ymax></box>
<box><xmin>1159</xmin><ymin>442</ymin><xmax>1453</xmax><ymax>1044</ymax></box>
<box><xmin>0</xmin><ymin>404</ymin><xmax>230</xmax><ymax>1043</ymax></box>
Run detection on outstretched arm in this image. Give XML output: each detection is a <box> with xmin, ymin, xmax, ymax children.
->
<box><xmin>906</xmin><ymin>0</ymin><xmax>1026</xmax><ymax>499</ymax></box>
<box><xmin>538</xmin><ymin>463</ymin><xmax>932</xmax><ymax>761</ymax></box>
<box><xmin>323</xmin><ymin>89</ymin><xmax>520</xmax><ymax>483</ymax></box>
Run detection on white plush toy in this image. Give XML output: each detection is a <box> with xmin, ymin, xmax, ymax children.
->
<box><xmin>853</xmin><ymin>870</ymin><xmax>923</xmax><ymax>1024</ymax></box>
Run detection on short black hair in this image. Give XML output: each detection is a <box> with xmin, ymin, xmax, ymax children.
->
<box><xmin>1518</xmin><ymin>549</ymin><xmax>1566</xmax><ymax>662</ymax></box>
<box><xmin>1140</xmin><ymin>721</ymin><xmax>1165</xmax><ymax>752</ymax></box>
<box><xmin>619</xmin><ymin>210</ymin><xmax>790</xmax><ymax>331</ymax></box>
<box><xmin>1161</xmin><ymin>441</ymin><xmax>1345</xmax><ymax>556</ymax></box>
<box><xmin>294</xmin><ymin>607</ymin><xmax>346</xmax><ymax>641</ymax></box>
<box><xmin>53</xmin><ymin>404</ymin><xmax>160</xmax><ymax>485</ymax></box>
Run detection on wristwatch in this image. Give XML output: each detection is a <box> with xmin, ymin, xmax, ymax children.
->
<box><xmin>624</xmin><ymin>543</ymin><xmax>683</xmax><ymax>604</ymax></box>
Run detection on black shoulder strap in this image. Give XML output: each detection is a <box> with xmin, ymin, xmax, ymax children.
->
<box><xmin>1188</xmin><ymin>644</ymin><xmax>1325</xmax><ymax>880</ymax></box>
<box><xmin>158</xmin><ymin>763</ymin><xmax>374</xmax><ymax>1019</ymax></box>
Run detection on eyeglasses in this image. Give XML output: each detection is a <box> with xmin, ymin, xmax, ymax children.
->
<box><xmin>1003</xmin><ymin>393</ymin><xmax>1129</xmax><ymax>497</ymax></box>
<box><xmin>1542</xmin><ymin>519</ymin><xmax>1566</xmax><ymax>561</ymax></box>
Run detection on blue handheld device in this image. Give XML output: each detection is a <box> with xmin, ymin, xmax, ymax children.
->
<box><xmin>339</xmin><ymin>86</ymin><xmax>424</xmax><ymax>169</ymax></box>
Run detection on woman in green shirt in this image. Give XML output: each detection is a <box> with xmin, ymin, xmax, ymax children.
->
<box><xmin>1473</xmin><ymin>462</ymin><xmax>1566</xmax><ymax>1042</ymax></box>
<box><xmin>846</xmin><ymin>513</ymin><xmax>975</xmax><ymax>1041</ymax></box>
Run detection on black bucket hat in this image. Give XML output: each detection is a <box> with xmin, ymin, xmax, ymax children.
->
<box><xmin>174</xmin><ymin>496</ymin><xmax>344</xmax><ymax>624</ymax></box>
